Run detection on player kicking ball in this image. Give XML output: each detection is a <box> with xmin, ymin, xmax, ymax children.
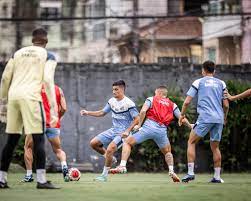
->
<box><xmin>21</xmin><ymin>84</ymin><xmax>70</xmax><ymax>183</ymax></box>
<box><xmin>179</xmin><ymin>61</ymin><xmax>229</xmax><ymax>183</ymax></box>
<box><xmin>110</xmin><ymin>86</ymin><xmax>192</xmax><ymax>183</ymax></box>
<box><xmin>80</xmin><ymin>80</ymin><xmax>139</xmax><ymax>182</ymax></box>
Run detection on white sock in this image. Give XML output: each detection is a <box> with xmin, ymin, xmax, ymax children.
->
<box><xmin>214</xmin><ymin>167</ymin><xmax>221</xmax><ymax>180</ymax></box>
<box><xmin>36</xmin><ymin>169</ymin><xmax>46</xmax><ymax>184</ymax></box>
<box><xmin>188</xmin><ymin>162</ymin><xmax>195</xmax><ymax>175</ymax></box>
<box><xmin>169</xmin><ymin>165</ymin><xmax>174</xmax><ymax>173</ymax></box>
<box><xmin>120</xmin><ymin>160</ymin><xmax>127</xmax><ymax>167</ymax></box>
<box><xmin>26</xmin><ymin>170</ymin><xmax>32</xmax><ymax>176</ymax></box>
<box><xmin>61</xmin><ymin>161</ymin><xmax>67</xmax><ymax>169</ymax></box>
<box><xmin>0</xmin><ymin>171</ymin><xmax>7</xmax><ymax>183</ymax></box>
<box><xmin>101</xmin><ymin>166</ymin><xmax>110</xmax><ymax>177</ymax></box>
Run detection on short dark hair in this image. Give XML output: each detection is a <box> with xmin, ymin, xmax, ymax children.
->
<box><xmin>112</xmin><ymin>80</ymin><xmax>126</xmax><ymax>89</ymax></box>
<box><xmin>156</xmin><ymin>85</ymin><xmax>167</xmax><ymax>90</ymax></box>
<box><xmin>202</xmin><ymin>60</ymin><xmax>215</xmax><ymax>73</ymax></box>
<box><xmin>32</xmin><ymin>28</ymin><xmax>48</xmax><ymax>43</ymax></box>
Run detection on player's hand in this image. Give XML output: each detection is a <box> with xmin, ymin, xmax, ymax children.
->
<box><xmin>178</xmin><ymin>114</ymin><xmax>185</xmax><ymax>126</ymax></box>
<box><xmin>80</xmin><ymin>109</ymin><xmax>89</xmax><ymax>116</ymax></box>
<box><xmin>133</xmin><ymin>125</ymin><xmax>140</xmax><ymax>132</ymax></box>
<box><xmin>121</xmin><ymin>131</ymin><xmax>130</xmax><ymax>138</ymax></box>
<box><xmin>224</xmin><ymin>91</ymin><xmax>234</xmax><ymax>101</ymax></box>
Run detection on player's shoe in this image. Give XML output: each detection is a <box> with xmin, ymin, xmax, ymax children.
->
<box><xmin>37</xmin><ymin>181</ymin><xmax>60</xmax><ymax>189</ymax></box>
<box><xmin>169</xmin><ymin>172</ymin><xmax>181</xmax><ymax>182</ymax></box>
<box><xmin>62</xmin><ymin>166</ymin><xmax>70</xmax><ymax>182</ymax></box>
<box><xmin>209</xmin><ymin>178</ymin><xmax>224</xmax><ymax>183</ymax></box>
<box><xmin>0</xmin><ymin>181</ymin><xmax>9</xmax><ymax>189</ymax></box>
<box><xmin>182</xmin><ymin>174</ymin><xmax>195</xmax><ymax>183</ymax></box>
<box><xmin>94</xmin><ymin>175</ymin><xmax>107</xmax><ymax>182</ymax></box>
<box><xmin>20</xmin><ymin>174</ymin><xmax>34</xmax><ymax>183</ymax></box>
<box><xmin>109</xmin><ymin>166</ymin><xmax>127</xmax><ymax>174</ymax></box>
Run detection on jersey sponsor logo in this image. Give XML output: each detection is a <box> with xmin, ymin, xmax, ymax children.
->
<box><xmin>204</xmin><ymin>79</ymin><xmax>219</xmax><ymax>88</ymax></box>
<box><xmin>112</xmin><ymin>113</ymin><xmax>128</xmax><ymax>120</ymax></box>
<box><xmin>158</xmin><ymin>99</ymin><xmax>169</xmax><ymax>106</ymax></box>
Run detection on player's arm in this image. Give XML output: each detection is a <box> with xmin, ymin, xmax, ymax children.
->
<box><xmin>43</xmin><ymin>58</ymin><xmax>58</xmax><ymax>127</ymax></box>
<box><xmin>0</xmin><ymin>58</ymin><xmax>14</xmax><ymax>100</ymax></box>
<box><xmin>0</xmin><ymin>58</ymin><xmax>14</xmax><ymax>123</ymax></box>
<box><xmin>179</xmin><ymin>96</ymin><xmax>193</xmax><ymax>126</ymax></box>
<box><xmin>223</xmin><ymin>99</ymin><xmax>229</xmax><ymax>125</ymax></box>
<box><xmin>80</xmin><ymin>109</ymin><xmax>106</xmax><ymax>117</ymax></box>
<box><xmin>227</xmin><ymin>88</ymin><xmax>251</xmax><ymax>101</ymax></box>
<box><xmin>138</xmin><ymin>103</ymin><xmax>150</xmax><ymax>128</ymax></box>
<box><xmin>58</xmin><ymin>87</ymin><xmax>67</xmax><ymax>118</ymax></box>
<box><xmin>80</xmin><ymin>102</ymin><xmax>111</xmax><ymax>117</ymax></box>
<box><xmin>173</xmin><ymin>105</ymin><xmax>192</xmax><ymax>129</ymax></box>
<box><xmin>121</xmin><ymin>107</ymin><xmax>140</xmax><ymax>138</ymax></box>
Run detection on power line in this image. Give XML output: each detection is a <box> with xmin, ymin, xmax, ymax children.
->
<box><xmin>1</xmin><ymin>12</ymin><xmax>251</xmax><ymax>21</ymax></box>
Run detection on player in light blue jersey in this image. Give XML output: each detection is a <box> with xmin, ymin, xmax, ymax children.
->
<box><xmin>179</xmin><ymin>61</ymin><xmax>229</xmax><ymax>183</ymax></box>
<box><xmin>80</xmin><ymin>80</ymin><xmax>139</xmax><ymax>182</ymax></box>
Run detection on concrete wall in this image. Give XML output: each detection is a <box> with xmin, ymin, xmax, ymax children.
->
<box><xmin>0</xmin><ymin>63</ymin><xmax>250</xmax><ymax>171</ymax></box>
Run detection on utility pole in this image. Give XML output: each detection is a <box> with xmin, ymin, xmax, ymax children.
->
<box><xmin>132</xmin><ymin>0</ymin><xmax>139</xmax><ymax>63</ymax></box>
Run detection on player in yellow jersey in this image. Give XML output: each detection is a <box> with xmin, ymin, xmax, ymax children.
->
<box><xmin>0</xmin><ymin>28</ymin><xmax>59</xmax><ymax>189</ymax></box>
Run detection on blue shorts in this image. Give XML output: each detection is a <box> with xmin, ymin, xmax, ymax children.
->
<box><xmin>132</xmin><ymin>119</ymin><xmax>169</xmax><ymax>149</ymax></box>
<box><xmin>45</xmin><ymin>128</ymin><xmax>60</xmax><ymax>139</ymax></box>
<box><xmin>96</xmin><ymin>128</ymin><xmax>123</xmax><ymax>148</ymax></box>
<box><xmin>193</xmin><ymin>122</ymin><xmax>223</xmax><ymax>141</ymax></box>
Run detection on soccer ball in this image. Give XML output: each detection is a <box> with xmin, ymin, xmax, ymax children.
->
<box><xmin>68</xmin><ymin>168</ymin><xmax>81</xmax><ymax>181</ymax></box>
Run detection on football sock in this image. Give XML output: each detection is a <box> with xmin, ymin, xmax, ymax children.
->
<box><xmin>102</xmin><ymin>166</ymin><xmax>110</xmax><ymax>177</ymax></box>
<box><xmin>169</xmin><ymin>165</ymin><xmax>174</xmax><ymax>173</ymax></box>
<box><xmin>214</xmin><ymin>167</ymin><xmax>221</xmax><ymax>180</ymax></box>
<box><xmin>61</xmin><ymin>161</ymin><xmax>67</xmax><ymax>169</ymax></box>
<box><xmin>36</xmin><ymin>169</ymin><xmax>46</xmax><ymax>184</ymax></box>
<box><xmin>120</xmin><ymin>160</ymin><xmax>127</xmax><ymax>167</ymax></box>
<box><xmin>188</xmin><ymin>162</ymin><xmax>195</xmax><ymax>175</ymax></box>
<box><xmin>0</xmin><ymin>171</ymin><xmax>7</xmax><ymax>183</ymax></box>
<box><xmin>26</xmin><ymin>170</ymin><xmax>32</xmax><ymax>176</ymax></box>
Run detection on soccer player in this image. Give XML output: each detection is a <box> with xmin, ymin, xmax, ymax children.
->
<box><xmin>110</xmin><ymin>86</ymin><xmax>192</xmax><ymax>182</ymax></box>
<box><xmin>179</xmin><ymin>61</ymin><xmax>229</xmax><ymax>183</ymax></box>
<box><xmin>21</xmin><ymin>84</ymin><xmax>69</xmax><ymax>182</ymax></box>
<box><xmin>0</xmin><ymin>28</ymin><xmax>59</xmax><ymax>189</ymax></box>
<box><xmin>80</xmin><ymin>80</ymin><xmax>139</xmax><ymax>182</ymax></box>
<box><xmin>226</xmin><ymin>88</ymin><xmax>251</xmax><ymax>101</ymax></box>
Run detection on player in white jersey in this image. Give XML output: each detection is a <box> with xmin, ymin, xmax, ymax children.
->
<box><xmin>80</xmin><ymin>80</ymin><xmax>139</xmax><ymax>182</ymax></box>
<box><xmin>0</xmin><ymin>28</ymin><xmax>59</xmax><ymax>189</ymax></box>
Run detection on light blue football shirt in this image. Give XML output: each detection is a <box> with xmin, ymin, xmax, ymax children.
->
<box><xmin>187</xmin><ymin>76</ymin><xmax>227</xmax><ymax>124</ymax></box>
<box><xmin>102</xmin><ymin>96</ymin><xmax>139</xmax><ymax>132</ymax></box>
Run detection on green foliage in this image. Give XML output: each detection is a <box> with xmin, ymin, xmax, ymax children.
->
<box><xmin>129</xmin><ymin>88</ymin><xmax>196</xmax><ymax>172</ymax></box>
<box><xmin>220</xmin><ymin>80</ymin><xmax>251</xmax><ymax>171</ymax></box>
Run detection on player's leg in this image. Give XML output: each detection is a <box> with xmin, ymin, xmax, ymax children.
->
<box><xmin>110</xmin><ymin>127</ymin><xmax>150</xmax><ymax>174</ymax></box>
<box><xmin>182</xmin><ymin>123</ymin><xmax>211</xmax><ymax>182</ymax></box>
<box><xmin>95</xmin><ymin>139</ymin><xmax>119</xmax><ymax>182</ymax></box>
<box><xmin>209</xmin><ymin>124</ymin><xmax>224</xmax><ymax>183</ymax></box>
<box><xmin>91</xmin><ymin>129</ymin><xmax>117</xmax><ymax>164</ymax></box>
<box><xmin>21</xmin><ymin>134</ymin><xmax>34</xmax><ymax>182</ymax></box>
<box><xmin>22</xmin><ymin>100</ymin><xmax>59</xmax><ymax>189</ymax></box>
<box><xmin>0</xmin><ymin>100</ymin><xmax>22</xmax><ymax>188</ymax></box>
<box><xmin>46</xmin><ymin>128</ymin><xmax>69</xmax><ymax>182</ymax></box>
<box><xmin>0</xmin><ymin>134</ymin><xmax>21</xmax><ymax>188</ymax></box>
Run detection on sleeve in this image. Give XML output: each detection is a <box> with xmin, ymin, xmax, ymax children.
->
<box><xmin>186</xmin><ymin>79</ymin><xmax>200</xmax><ymax>97</ymax></box>
<box><xmin>102</xmin><ymin>103</ymin><xmax>111</xmax><ymax>114</ymax></box>
<box><xmin>129</xmin><ymin>106</ymin><xmax>139</xmax><ymax>118</ymax></box>
<box><xmin>0</xmin><ymin>58</ymin><xmax>14</xmax><ymax>101</ymax></box>
<box><xmin>43</xmin><ymin>58</ymin><xmax>57</xmax><ymax>119</ymax></box>
<box><xmin>144</xmin><ymin>99</ymin><xmax>152</xmax><ymax>108</ymax></box>
<box><xmin>173</xmin><ymin>103</ymin><xmax>181</xmax><ymax>119</ymax></box>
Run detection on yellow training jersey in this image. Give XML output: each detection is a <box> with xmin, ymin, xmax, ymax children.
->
<box><xmin>0</xmin><ymin>45</ymin><xmax>58</xmax><ymax>119</ymax></box>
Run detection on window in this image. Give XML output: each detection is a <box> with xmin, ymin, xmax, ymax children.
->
<box><xmin>41</xmin><ymin>7</ymin><xmax>59</xmax><ymax>18</ymax></box>
<box><xmin>207</xmin><ymin>47</ymin><xmax>216</xmax><ymax>62</ymax></box>
<box><xmin>93</xmin><ymin>23</ymin><xmax>105</xmax><ymax>40</ymax></box>
<box><xmin>158</xmin><ymin>57</ymin><xmax>189</xmax><ymax>64</ymax></box>
<box><xmin>40</xmin><ymin>1</ymin><xmax>62</xmax><ymax>19</ymax></box>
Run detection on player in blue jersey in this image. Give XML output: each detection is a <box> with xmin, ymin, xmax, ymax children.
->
<box><xmin>179</xmin><ymin>61</ymin><xmax>229</xmax><ymax>183</ymax></box>
<box><xmin>80</xmin><ymin>80</ymin><xmax>139</xmax><ymax>182</ymax></box>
